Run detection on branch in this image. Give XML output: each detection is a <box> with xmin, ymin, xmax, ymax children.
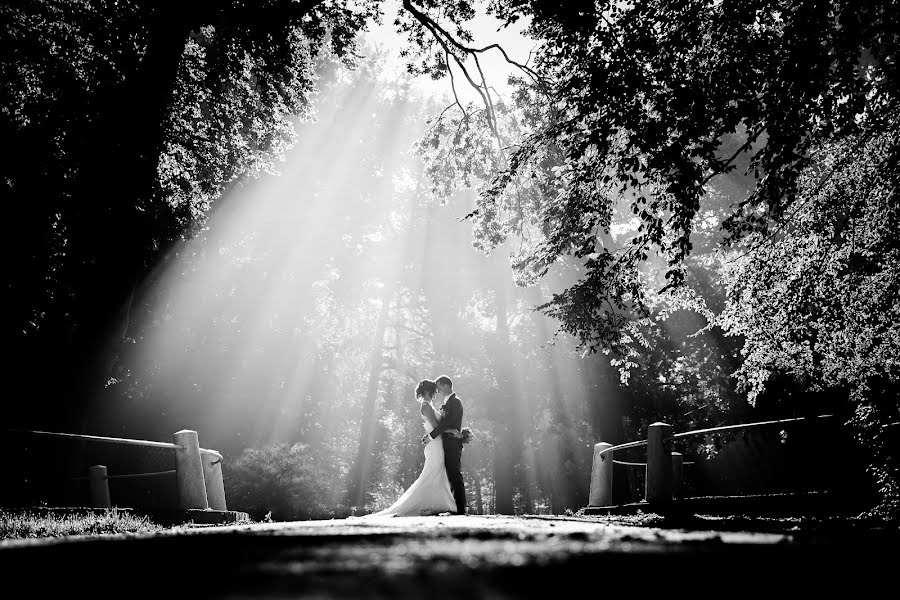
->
<box><xmin>415</xmin><ymin>15</ymin><xmax>502</xmax><ymax>147</ymax></box>
<box><xmin>213</xmin><ymin>0</ymin><xmax>328</xmax><ymax>29</ymax></box>
<box><xmin>472</xmin><ymin>53</ymin><xmax>501</xmax><ymax>143</ymax></box>
<box><xmin>449</xmin><ymin>50</ymin><xmax>499</xmax><ymax>139</ymax></box>
<box><xmin>397</xmin><ymin>323</ymin><xmax>433</xmax><ymax>340</ymax></box>
<box><xmin>445</xmin><ymin>50</ymin><xmax>468</xmax><ymax>120</ymax></box>
<box><xmin>722</xmin><ymin>120</ymin><xmax>887</xmax><ymax>265</ymax></box>
<box><xmin>424</xmin><ymin>101</ymin><xmax>461</xmax><ymax>137</ymax></box>
<box><xmin>701</xmin><ymin>125</ymin><xmax>766</xmax><ymax>187</ymax></box>
<box><xmin>402</xmin><ymin>0</ymin><xmax>542</xmax><ymax>85</ymax></box>
<box><xmin>402</xmin><ymin>0</ymin><xmax>544</xmax><ymax>146</ymax></box>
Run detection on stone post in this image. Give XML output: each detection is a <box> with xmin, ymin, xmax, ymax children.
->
<box><xmin>89</xmin><ymin>465</ymin><xmax>111</xmax><ymax>508</ymax></box>
<box><xmin>645</xmin><ymin>422</ymin><xmax>672</xmax><ymax>506</ymax></box>
<box><xmin>589</xmin><ymin>442</ymin><xmax>614</xmax><ymax>507</ymax></box>
<box><xmin>173</xmin><ymin>430</ymin><xmax>208</xmax><ymax>510</ymax></box>
<box><xmin>201</xmin><ymin>449</ymin><xmax>227</xmax><ymax>511</ymax></box>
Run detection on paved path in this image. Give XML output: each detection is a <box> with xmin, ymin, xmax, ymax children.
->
<box><xmin>2</xmin><ymin>515</ymin><xmax>894</xmax><ymax>597</ymax></box>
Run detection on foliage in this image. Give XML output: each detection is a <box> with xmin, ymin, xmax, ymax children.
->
<box><xmin>0</xmin><ymin>509</ymin><xmax>160</xmax><ymax>539</ymax></box>
<box><xmin>717</xmin><ymin>118</ymin><xmax>900</xmax><ymax>515</ymax></box>
<box><xmin>225</xmin><ymin>443</ymin><xmax>350</xmax><ymax>520</ymax></box>
<box><xmin>7</xmin><ymin>0</ymin><xmax>892</xmax><ymax>519</ymax></box>
<box><xmin>2</xmin><ymin>0</ymin><xmax>378</xmax><ymax>427</ymax></box>
<box><xmin>2</xmin><ymin>0</ymin><xmax>624</xmax><ymax>519</ymax></box>
<box><xmin>718</xmin><ymin>121</ymin><xmax>900</xmax><ymax>405</ymax></box>
<box><xmin>412</xmin><ymin>0</ymin><xmax>899</xmax><ymax>359</ymax></box>
<box><xmin>408</xmin><ymin>0</ymin><xmax>900</xmax><ymax>515</ymax></box>
<box><xmin>618</xmin><ymin>277</ymin><xmax>751</xmax><ymax>443</ymax></box>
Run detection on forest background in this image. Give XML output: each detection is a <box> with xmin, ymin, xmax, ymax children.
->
<box><xmin>2</xmin><ymin>0</ymin><xmax>896</xmax><ymax>519</ymax></box>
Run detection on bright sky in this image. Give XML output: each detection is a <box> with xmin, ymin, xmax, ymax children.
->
<box><xmin>361</xmin><ymin>0</ymin><xmax>538</xmax><ymax>104</ymax></box>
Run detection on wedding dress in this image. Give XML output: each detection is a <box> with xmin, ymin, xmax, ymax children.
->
<box><xmin>362</xmin><ymin>399</ymin><xmax>456</xmax><ymax>517</ymax></box>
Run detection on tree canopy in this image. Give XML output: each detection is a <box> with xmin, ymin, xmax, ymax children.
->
<box><xmin>3</xmin><ymin>0</ymin><xmax>376</xmax><ymax>424</ymax></box>
<box><xmin>414</xmin><ymin>0</ymin><xmax>899</xmax><ymax>353</ymax></box>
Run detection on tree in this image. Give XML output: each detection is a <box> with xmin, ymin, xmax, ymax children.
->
<box><xmin>717</xmin><ymin>121</ymin><xmax>900</xmax><ymax>516</ymax></box>
<box><xmin>415</xmin><ymin>0</ymin><xmax>898</xmax><ymax>358</ymax></box>
<box><xmin>4</xmin><ymin>0</ymin><xmax>609</xmax><ymax>516</ymax></box>
<box><xmin>2</xmin><ymin>0</ymin><xmax>377</xmax><ymax>428</ymax></box>
<box><xmin>409</xmin><ymin>0</ymin><xmax>900</xmax><ymax>515</ymax></box>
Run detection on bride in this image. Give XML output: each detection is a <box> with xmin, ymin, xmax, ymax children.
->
<box><xmin>362</xmin><ymin>379</ymin><xmax>461</xmax><ymax>517</ymax></box>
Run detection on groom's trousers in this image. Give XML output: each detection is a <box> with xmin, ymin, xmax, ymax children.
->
<box><xmin>443</xmin><ymin>438</ymin><xmax>466</xmax><ymax>514</ymax></box>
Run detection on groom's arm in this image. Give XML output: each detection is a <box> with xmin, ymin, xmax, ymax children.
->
<box><xmin>429</xmin><ymin>398</ymin><xmax>461</xmax><ymax>439</ymax></box>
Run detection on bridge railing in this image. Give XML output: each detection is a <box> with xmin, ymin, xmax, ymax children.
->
<box><xmin>9</xmin><ymin>429</ymin><xmax>227</xmax><ymax>511</ymax></box>
<box><xmin>588</xmin><ymin>415</ymin><xmax>835</xmax><ymax>508</ymax></box>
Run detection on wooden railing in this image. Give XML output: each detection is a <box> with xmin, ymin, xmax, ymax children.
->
<box><xmin>9</xmin><ymin>429</ymin><xmax>227</xmax><ymax>511</ymax></box>
<box><xmin>588</xmin><ymin>415</ymin><xmax>835</xmax><ymax>508</ymax></box>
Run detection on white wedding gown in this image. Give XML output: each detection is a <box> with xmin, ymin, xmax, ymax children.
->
<box><xmin>362</xmin><ymin>401</ymin><xmax>456</xmax><ymax>517</ymax></box>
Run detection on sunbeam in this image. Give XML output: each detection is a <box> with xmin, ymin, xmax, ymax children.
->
<box><xmin>4</xmin><ymin>5</ymin><xmax>896</xmax><ymax>594</ymax></box>
<box><xmin>102</xmin><ymin>41</ymin><xmax>606</xmax><ymax>517</ymax></box>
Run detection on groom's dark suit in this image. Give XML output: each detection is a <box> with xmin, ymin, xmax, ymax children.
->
<box><xmin>428</xmin><ymin>393</ymin><xmax>466</xmax><ymax>515</ymax></box>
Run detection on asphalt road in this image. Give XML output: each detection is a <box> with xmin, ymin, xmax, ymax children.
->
<box><xmin>1</xmin><ymin>515</ymin><xmax>895</xmax><ymax>598</ymax></box>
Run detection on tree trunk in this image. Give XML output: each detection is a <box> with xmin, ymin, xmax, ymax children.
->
<box><xmin>347</xmin><ymin>293</ymin><xmax>392</xmax><ymax>508</ymax></box>
<box><xmin>490</xmin><ymin>253</ymin><xmax>524</xmax><ymax>515</ymax></box>
<box><xmin>71</xmin><ymin>1</ymin><xmax>331</xmax><ymax>431</ymax></box>
<box><xmin>522</xmin><ymin>479</ymin><xmax>534</xmax><ymax>514</ymax></box>
<box><xmin>491</xmin><ymin>475</ymin><xmax>497</xmax><ymax>514</ymax></box>
<box><xmin>70</xmin><ymin>12</ymin><xmax>193</xmax><ymax>434</ymax></box>
<box><xmin>474</xmin><ymin>476</ymin><xmax>484</xmax><ymax>515</ymax></box>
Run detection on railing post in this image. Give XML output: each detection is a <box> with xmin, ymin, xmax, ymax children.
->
<box><xmin>671</xmin><ymin>452</ymin><xmax>683</xmax><ymax>501</ymax></box>
<box><xmin>173</xmin><ymin>430</ymin><xmax>209</xmax><ymax>510</ymax></box>
<box><xmin>589</xmin><ymin>442</ymin><xmax>614</xmax><ymax>507</ymax></box>
<box><xmin>201</xmin><ymin>449</ymin><xmax>227</xmax><ymax>511</ymax></box>
<box><xmin>645</xmin><ymin>422</ymin><xmax>672</xmax><ymax>506</ymax></box>
<box><xmin>89</xmin><ymin>465</ymin><xmax>111</xmax><ymax>508</ymax></box>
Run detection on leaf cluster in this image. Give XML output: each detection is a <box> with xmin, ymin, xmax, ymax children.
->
<box><xmin>420</xmin><ymin>0</ymin><xmax>899</xmax><ymax>362</ymax></box>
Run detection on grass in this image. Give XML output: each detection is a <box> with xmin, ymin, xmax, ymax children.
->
<box><xmin>569</xmin><ymin>509</ymin><xmax>898</xmax><ymax>533</ymax></box>
<box><xmin>0</xmin><ymin>508</ymin><xmax>162</xmax><ymax>540</ymax></box>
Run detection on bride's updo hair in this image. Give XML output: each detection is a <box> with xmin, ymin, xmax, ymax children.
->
<box><xmin>415</xmin><ymin>379</ymin><xmax>437</xmax><ymax>400</ymax></box>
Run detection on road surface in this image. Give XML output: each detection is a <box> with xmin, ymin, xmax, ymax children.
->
<box><xmin>1</xmin><ymin>514</ymin><xmax>894</xmax><ymax>597</ymax></box>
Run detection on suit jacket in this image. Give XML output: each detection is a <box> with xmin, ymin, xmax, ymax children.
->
<box><xmin>429</xmin><ymin>393</ymin><xmax>463</xmax><ymax>440</ymax></box>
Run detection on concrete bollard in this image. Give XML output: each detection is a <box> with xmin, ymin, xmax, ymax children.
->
<box><xmin>645</xmin><ymin>422</ymin><xmax>672</xmax><ymax>506</ymax></box>
<box><xmin>589</xmin><ymin>442</ymin><xmax>614</xmax><ymax>507</ymax></box>
<box><xmin>201</xmin><ymin>449</ymin><xmax>227</xmax><ymax>511</ymax></box>
<box><xmin>173</xmin><ymin>430</ymin><xmax>209</xmax><ymax>510</ymax></box>
<box><xmin>671</xmin><ymin>452</ymin><xmax>683</xmax><ymax>501</ymax></box>
<box><xmin>89</xmin><ymin>465</ymin><xmax>111</xmax><ymax>508</ymax></box>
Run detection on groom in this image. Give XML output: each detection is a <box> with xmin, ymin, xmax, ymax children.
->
<box><xmin>421</xmin><ymin>375</ymin><xmax>467</xmax><ymax>515</ymax></box>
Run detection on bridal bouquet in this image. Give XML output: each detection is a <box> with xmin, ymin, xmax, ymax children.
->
<box><xmin>459</xmin><ymin>427</ymin><xmax>473</xmax><ymax>444</ymax></box>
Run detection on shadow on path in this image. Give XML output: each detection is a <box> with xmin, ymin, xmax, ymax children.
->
<box><xmin>2</xmin><ymin>515</ymin><xmax>895</xmax><ymax>598</ymax></box>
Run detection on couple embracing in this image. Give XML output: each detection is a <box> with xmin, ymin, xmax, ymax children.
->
<box><xmin>364</xmin><ymin>375</ymin><xmax>468</xmax><ymax>517</ymax></box>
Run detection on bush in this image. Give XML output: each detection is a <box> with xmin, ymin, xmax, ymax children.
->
<box><xmin>224</xmin><ymin>443</ymin><xmax>350</xmax><ymax>521</ymax></box>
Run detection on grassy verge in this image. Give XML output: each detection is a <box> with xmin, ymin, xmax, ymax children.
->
<box><xmin>1</xmin><ymin>508</ymin><xmax>162</xmax><ymax>540</ymax></box>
